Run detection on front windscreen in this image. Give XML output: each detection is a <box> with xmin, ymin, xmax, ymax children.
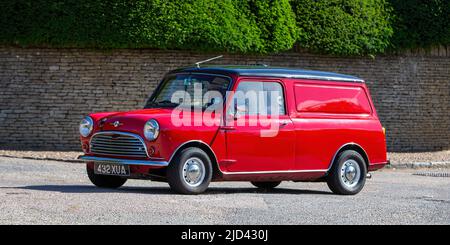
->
<box><xmin>145</xmin><ymin>74</ymin><xmax>231</xmax><ymax>109</ymax></box>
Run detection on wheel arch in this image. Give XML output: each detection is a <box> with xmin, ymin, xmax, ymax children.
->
<box><xmin>168</xmin><ymin>140</ymin><xmax>222</xmax><ymax>179</ymax></box>
<box><xmin>328</xmin><ymin>143</ymin><xmax>370</xmax><ymax>172</ymax></box>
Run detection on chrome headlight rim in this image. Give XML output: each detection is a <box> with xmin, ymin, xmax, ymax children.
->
<box><xmin>79</xmin><ymin>116</ymin><xmax>94</xmax><ymax>137</ymax></box>
<box><xmin>144</xmin><ymin>119</ymin><xmax>160</xmax><ymax>141</ymax></box>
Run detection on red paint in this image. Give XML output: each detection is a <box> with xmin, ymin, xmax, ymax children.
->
<box><xmin>80</xmin><ymin>71</ymin><xmax>388</xmax><ymax>182</ymax></box>
<box><xmin>294</xmin><ymin>83</ymin><xmax>372</xmax><ymax>114</ymax></box>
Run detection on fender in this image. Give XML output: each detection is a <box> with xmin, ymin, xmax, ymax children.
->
<box><xmin>327</xmin><ymin>142</ymin><xmax>370</xmax><ymax>172</ymax></box>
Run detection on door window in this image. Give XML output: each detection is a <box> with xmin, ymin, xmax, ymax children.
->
<box><xmin>233</xmin><ymin>81</ymin><xmax>286</xmax><ymax>116</ymax></box>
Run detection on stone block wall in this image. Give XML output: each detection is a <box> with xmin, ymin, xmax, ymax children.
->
<box><xmin>0</xmin><ymin>47</ymin><xmax>449</xmax><ymax>151</ymax></box>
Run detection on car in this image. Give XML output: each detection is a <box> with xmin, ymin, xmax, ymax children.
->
<box><xmin>78</xmin><ymin>65</ymin><xmax>388</xmax><ymax>195</ymax></box>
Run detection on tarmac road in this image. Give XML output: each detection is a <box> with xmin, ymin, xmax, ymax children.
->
<box><xmin>0</xmin><ymin>157</ymin><xmax>449</xmax><ymax>225</ymax></box>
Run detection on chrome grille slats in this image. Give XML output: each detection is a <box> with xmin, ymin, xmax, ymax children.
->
<box><xmin>90</xmin><ymin>131</ymin><xmax>148</xmax><ymax>158</ymax></box>
<box><xmin>94</xmin><ymin>135</ymin><xmax>140</xmax><ymax>140</ymax></box>
<box><xmin>93</xmin><ymin>138</ymin><xmax>140</xmax><ymax>143</ymax></box>
<box><xmin>91</xmin><ymin>141</ymin><xmax>141</xmax><ymax>146</ymax></box>
<box><xmin>92</xmin><ymin>144</ymin><xmax>143</xmax><ymax>148</ymax></box>
<box><xmin>91</xmin><ymin>146</ymin><xmax>144</xmax><ymax>152</ymax></box>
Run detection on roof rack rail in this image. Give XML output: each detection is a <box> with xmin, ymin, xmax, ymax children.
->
<box><xmin>195</xmin><ymin>55</ymin><xmax>223</xmax><ymax>68</ymax></box>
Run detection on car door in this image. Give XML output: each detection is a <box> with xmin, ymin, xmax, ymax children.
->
<box><xmin>222</xmin><ymin>79</ymin><xmax>295</xmax><ymax>173</ymax></box>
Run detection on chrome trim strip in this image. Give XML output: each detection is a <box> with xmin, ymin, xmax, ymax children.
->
<box><xmin>78</xmin><ymin>155</ymin><xmax>168</xmax><ymax>166</ymax></box>
<box><xmin>171</xmin><ymin>70</ymin><xmax>363</xmax><ymax>83</ymax></box>
<box><xmin>89</xmin><ymin>131</ymin><xmax>150</xmax><ymax>158</ymax></box>
<box><xmin>168</xmin><ymin>72</ymin><xmax>233</xmax><ymax>80</ymax></box>
<box><xmin>221</xmin><ymin>169</ymin><xmax>327</xmax><ymax>175</ymax></box>
<box><xmin>327</xmin><ymin>142</ymin><xmax>370</xmax><ymax>171</ymax></box>
<box><xmin>236</xmin><ymin>72</ymin><xmax>364</xmax><ymax>83</ymax></box>
<box><xmin>255</xmin><ymin>74</ymin><xmax>365</xmax><ymax>83</ymax></box>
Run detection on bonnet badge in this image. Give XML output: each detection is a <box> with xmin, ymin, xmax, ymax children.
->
<box><xmin>111</xmin><ymin>121</ymin><xmax>123</xmax><ymax>128</ymax></box>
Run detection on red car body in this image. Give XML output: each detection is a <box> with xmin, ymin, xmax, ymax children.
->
<box><xmin>78</xmin><ymin>66</ymin><xmax>388</xmax><ymax>194</ymax></box>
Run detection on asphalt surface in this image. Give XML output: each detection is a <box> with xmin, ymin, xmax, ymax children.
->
<box><xmin>0</xmin><ymin>156</ymin><xmax>449</xmax><ymax>225</ymax></box>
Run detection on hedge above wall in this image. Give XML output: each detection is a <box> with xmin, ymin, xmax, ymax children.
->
<box><xmin>0</xmin><ymin>0</ymin><xmax>297</xmax><ymax>53</ymax></box>
<box><xmin>291</xmin><ymin>0</ymin><xmax>393</xmax><ymax>56</ymax></box>
<box><xmin>389</xmin><ymin>0</ymin><xmax>450</xmax><ymax>50</ymax></box>
<box><xmin>0</xmin><ymin>0</ymin><xmax>448</xmax><ymax>55</ymax></box>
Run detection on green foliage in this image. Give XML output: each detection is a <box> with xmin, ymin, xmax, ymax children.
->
<box><xmin>129</xmin><ymin>0</ymin><xmax>264</xmax><ymax>52</ymax></box>
<box><xmin>248</xmin><ymin>0</ymin><xmax>299</xmax><ymax>52</ymax></box>
<box><xmin>0</xmin><ymin>0</ymin><xmax>132</xmax><ymax>48</ymax></box>
<box><xmin>0</xmin><ymin>0</ymin><xmax>448</xmax><ymax>55</ymax></box>
<box><xmin>0</xmin><ymin>0</ymin><xmax>297</xmax><ymax>53</ymax></box>
<box><xmin>291</xmin><ymin>0</ymin><xmax>394</xmax><ymax>56</ymax></box>
<box><xmin>389</xmin><ymin>0</ymin><xmax>450</xmax><ymax>50</ymax></box>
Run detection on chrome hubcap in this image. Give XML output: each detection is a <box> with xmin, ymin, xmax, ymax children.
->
<box><xmin>182</xmin><ymin>157</ymin><xmax>205</xmax><ymax>187</ymax></box>
<box><xmin>345</xmin><ymin>165</ymin><xmax>357</xmax><ymax>181</ymax></box>
<box><xmin>340</xmin><ymin>160</ymin><xmax>361</xmax><ymax>188</ymax></box>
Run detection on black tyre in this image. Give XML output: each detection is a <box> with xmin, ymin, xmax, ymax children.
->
<box><xmin>251</xmin><ymin>181</ymin><xmax>281</xmax><ymax>189</ymax></box>
<box><xmin>167</xmin><ymin>147</ymin><xmax>212</xmax><ymax>194</ymax></box>
<box><xmin>86</xmin><ymin>164</ymin><xmax>127</xmax><ymax>189</ymax></box>
<box><xmin>326</xmin><ymin>150</ymin><xmax>367</xmax><ymax>195</ymax></box>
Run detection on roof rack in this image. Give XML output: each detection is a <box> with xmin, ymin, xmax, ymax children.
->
<box><xmin>195</xmin><ymin>55</ymin><xmax>223</xmax><ymax>68</ymax></box>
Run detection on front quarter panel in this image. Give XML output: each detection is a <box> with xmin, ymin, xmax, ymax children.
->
<box><xmin>142</xmin><ymin>111</ymin><xmax>223</xmax><ymax>163</ymax></box>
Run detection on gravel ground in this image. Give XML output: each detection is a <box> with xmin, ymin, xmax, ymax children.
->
<box><xmin>1</xmin><ymin>150</ymin><xmax>449</xmax><ymax>167</ymax></box>
<box><xmin>388</xmin><ymin>151</ymin><xmax>450</xmax><ymax>164</ymax></box>
<box><xmin>0</xmin><ymin>157</ymin><xmax>449</xmax><ymax>225</ymax></box>
<box><xmin>0</xmin><ymin>150</ymin><xmax>81</xmax><ymax>162</ymax></box>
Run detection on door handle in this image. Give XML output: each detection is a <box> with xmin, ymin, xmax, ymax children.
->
<box><xmin>220</xmin><ymin>126</ymin><xmax>236</xmax><ymax>131</ymax></box>
<box><xmin>280</xmin><ymin>120</ymin><xmax>290</xmax><ymax>127</ymax></box>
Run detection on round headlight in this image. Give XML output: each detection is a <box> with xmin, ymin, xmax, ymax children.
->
<box><xmin>79</xmin><ymin>116</ymin><xmax>94</xmax><ymax>137</ymax></box>
<box><xmin>144</xmin><ymin>119</ymin><xmax>160</xmax><ymax>141</ymax></box>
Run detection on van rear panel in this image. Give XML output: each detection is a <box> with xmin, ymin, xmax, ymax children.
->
<box><xmin>294</xmin><ymin>83</ymin><xmax>372</xmax><ymax>115</ymax></box>
<box><xmin>288</xmin><ymin>79</ymin><xmax>387</xmax><ymax>171</ymax></box>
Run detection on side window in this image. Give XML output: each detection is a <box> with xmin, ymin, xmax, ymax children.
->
<box><xmin>233</xmin><ymin>81</ymin><xmax>286</xmax><ymax>116</ymax></box>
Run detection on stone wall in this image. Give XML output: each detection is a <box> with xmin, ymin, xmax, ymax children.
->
<box><xmin>0</xmin><ymin>47</ymin><xmax>449</xmax><ymax>152</ymax></box>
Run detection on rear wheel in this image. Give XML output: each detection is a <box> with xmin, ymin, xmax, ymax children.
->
<box><xmin>326</xmin><ymin>150</ymin><xmax>367</xmax><ymax>195</ymax></box>
<box><xmin>251</xmin><ymin>181</ymin><xmax>281</xmax><ymax>189</ymax></box>
<box><xmin>86</xmin><ymin>164</ymin><xmax>127</xmax><ymax>188</ymax></box>
<box><xmin>167</xmin><ymin>147</ymin><xmax>212</xmax><ymax>194</ymax></box>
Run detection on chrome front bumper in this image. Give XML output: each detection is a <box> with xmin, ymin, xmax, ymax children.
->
<box><xmin>77</xmin><ymin>155</ymin><xmax>169</xmax><ymax>167</ymax></box>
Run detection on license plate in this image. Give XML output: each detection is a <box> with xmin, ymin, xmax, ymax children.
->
<box><xmin>94</xmin><ymin>163</ymin><xmax>130</xmax><ymax>177</ymax></box>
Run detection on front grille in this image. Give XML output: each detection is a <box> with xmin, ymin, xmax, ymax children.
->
<box><xmin>90</xmin><ymin>132</ymin><xmax>148</xmax><ymax>158</ymax></box>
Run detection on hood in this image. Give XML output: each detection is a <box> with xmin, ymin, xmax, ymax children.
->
<box><xmin>90</xmin><ymin>108</ymin><xmax>174</xmax><ymax>135</ymax></box>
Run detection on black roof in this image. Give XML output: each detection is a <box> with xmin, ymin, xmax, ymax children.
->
<box><xmin>169</xmin><ymin>65</ymin><xmax>364</xmax><ymax>83</ymax></box>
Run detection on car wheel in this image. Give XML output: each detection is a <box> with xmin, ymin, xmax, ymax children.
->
<box><xmin>251</xmin><ymin>181</ymin><xmax>281</xmax><ymax>189</ymax></box>
<box><xmin>326</xmin><ymin>150</ymin><xmax>367</xmax><ymax>195</ymax></box>
<box><xmin>167</xmin><ymin>147</ymin><xmax>212</xmax><ymax>194</ymax></box>
<box><xmin>86</xmin><ymin>164</ymin><xmax>127</xmax><ymax>188</ymax></box>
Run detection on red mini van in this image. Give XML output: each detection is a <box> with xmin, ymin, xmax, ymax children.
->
<box><xmin>78</xmin><ymin>66</ymin><xmax>388</xmax><ymax>195</ymax></box>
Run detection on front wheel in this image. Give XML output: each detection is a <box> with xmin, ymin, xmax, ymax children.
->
<box><xmin>167</xmin><ymin>147</ymin><xmax>212</xmax><ymax>194</ymax></box>
<box><xmin>251</xmin><ymin>181</ymin><xmax>281</xmax><ymax>189</ymax></box>
<box><xmin>86</xmin><ymin>164</ymin><xmax>127</xmax><ymax>188</ymax></box>
<box><xmin>326</xmin><ymin>150</ymin><xmax>367</xmax><ymax>195</ymax></box>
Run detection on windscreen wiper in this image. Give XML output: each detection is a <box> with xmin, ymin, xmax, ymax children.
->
<box><xmin>155</xmin><ymin>100</ymin><xmax>180</xmax><ymax>107</ymax></box>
